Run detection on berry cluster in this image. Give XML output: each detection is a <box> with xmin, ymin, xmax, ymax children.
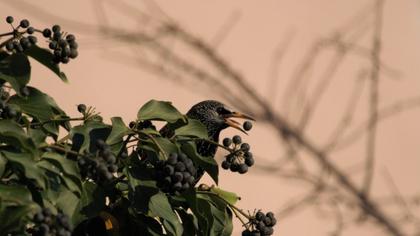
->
<box><xmin>0</xmin><ymin>87</ymin><xmax>20</xmax><ymax>119</ymax></box>
<box><xmin>242</xmin><ymin>211</ymin><xmax>277</xmax><ymax>236</ymax></box>
<box><xmin>77</xmin><ymin>139</ymin><xmax>117</xmax><ymax>183</ymax></box>
<box><xmin>44</xmin><ymin>25</ymin><xmax>78</xmax><ymax>64</ymax></box>
<box><xmin>2</xmin><ymin>16</ymin><xmax>78</xmax><ymax>64</ymax></box>
<box><xmin>31</xmin><ymin>208</ymin><xmax>72</xmax><ymax>236</ymax></box>
<box><xmin>4</xmin><ymin>17</ymin><xmax>38</xmax><ymax>53</ymax></box>
<box><xmin>155</xmin><ymin>152</ymin><xmax>197</xmax><ymax>194</ymax></box>
<box><xmin>221</xmin><ymin>135</ymin><xmax>254</xmax><ymax>174</ymax></box>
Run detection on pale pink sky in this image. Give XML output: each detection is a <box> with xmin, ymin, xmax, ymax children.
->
<box><xmin>1</xmin><ymin>0</ymin><xmax>420</xmax><ymax>235</ymax></box>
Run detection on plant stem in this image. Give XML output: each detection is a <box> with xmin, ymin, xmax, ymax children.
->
<box><xmin>46</xmin><ymin>144</ymin><xmax>85</xmax><ymax>158</ymax></box>
<box><xmin>138</xmin><ymin>131</ymin><xmax>168</xmax><ymax>159</ymax></box>
<box><xmin>57</xmin><ymin>134</ymin><xmax>70</xmax><ymax>144</ymax></box>
<box><xmin>182</xmin><ymin>137</ymin><xmax>232</xmax><ymax>152</ymax></box>
<box><xmin>230</xmin><ymin>206</ymin><xmax>249</xmax><ymax>228</ymax></box>
<box><xmin>28</xmin><ymin>117</ymin><xmax>84</xmax><ymax>128</ymax></box>
<box><xmin>196</xmin><ymin>190</ymin><xmax>251</xmax><ymax>219</ymax></box>
<box><xmin>0</xmin><ymin>32</ymin><xmax>14</xmax><ymax>37</ymax></box>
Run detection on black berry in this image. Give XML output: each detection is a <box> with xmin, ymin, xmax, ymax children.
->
<box><xmin>52</xmin><ymin>25</ymin><xmax>61</xmax><ymax>33</ymax></box>
<box><xmin>238</xmin><ymin>164</ymin><xmax>248</xmax><ymax>174</ymax></box>
<box><xmin>243</xmin><ymin>121</ymin><xmax>253</xmax><ymax>131</ymax></box>
<box><xmin>221</xmin><ymin>160</ymin><xmax>230</xmax><ymax>169</ymax></box>
<box><xmin>77</xmin><ymin>104</ymin><xmax>87</xmax><ymax>113</ymax></box>
<box><xmin>245</xmin><ymin>155</ymin><xmax>254</xmax><ymax>167</ymax></box>
<box><xmin>223</xmin><ymin>137</ymin><xmax>232</xmax><ymax>147</ymax></box>
<box><xmin>19</xmin><ymin>19</ymin><xmax>30</xmax><ymax>28</ymax></box>
<box><xmin>49</xmin><ymin>41</ymin><xmax>57</xmax><ymax>50</ymax></box>
<box><xmin>27</xmin><ymin>26</ymin><xmax>35</xmax><ymax>34</ymax></box>
<box><xmin>43</xmin><ymin>28</ymin><xmax>52</xmax><ymax>38</ymax></box>
<box><xmin>5</xmin><ymin>41</ymin><xmax>13</xmax><ymax>51</ymax></box>
<box><xmin>6</xmin><ymin>16</ymin><xmax>13</xmax><ymax>24</ymax></box>
<box><xmin>66</xmin><ymin>34</ymin><xmax>75</xmax><ymax>42</ymax></box>
<box><xmin>28</xmin><ymin>35</ymin><xmax>37</xmax><ymax>44</ymax></box>
<box><xmin>240</xmin><ymin>143</ymin><xmax>250</xmax><ymax>152</ymax></box>
<box><xmin>155</xmin><ymin>152</ymin><xmax>197</xmax><ymax>194</ymax></box>
<box><xmin>232</xmin><ymin>135</ymin><xmax>242</xmax><ymax>144</ymax></box>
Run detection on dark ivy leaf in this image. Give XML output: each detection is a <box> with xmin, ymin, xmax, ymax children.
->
<box><xmin>126</xmin><ymin>164</ymin><xmax>159</xmax><ymax>213</ymax></box>
<box><xmin>0</xmin><ymin>53</ymin><xmax>31</xmax><ymax>94</ymax></box>
<box><xmin>174</xmin><ymin>119</ymin><xmax>208</xmax><ymax>139</ymax></box>
<box><xmin>196</xmin><ymin>194</ymin><xmax>233</xmax><ymax>236</ymax></box>
<box><xmin>181</xmin><ymin>142</ymin><xmax>218</xmax><ymax>184</ymax></box>
<box><xmin>177</xmin><ymin>209</ymin><xmax>199</xmax><ymax>236</ymax></box>
<box><xmin>0</xmin><ymin>204</ymin><xmax>34</xmax><ymax>234</ymax></box>
<box><xmin>72</xmin><ymin>182</ymin><xmax>106</xmax><ymax>226</ymax></box>
<box><xmin>106</xmin><ymin>116</ymin><xmax>131</xmax><ymax>154</ymax></box>
<box><xmin>0</xmin><ymin>154</ymin><xmax>6</xmax><ymax>177</ymax></box>
<box><xmin>210</xmin><ymin>187</ymin><xmax>240</xmax><ymax>206</ymax></box>
<box><xmin>138</xmin><ymin>100</ymin><xmax>186</xmax><ymax>124</ymax></box>
<box><xmin>149</xmin><ymin>192</ymin><xmax>183</xmax><ymax>236</ymax></box>
<box><xmin>42</xmin><ymin>152</ymin><xmax>82</xmax><ymax>195</ymax></box>
<box><xmin>0</xmin><ymin>119</ymin><xmax>37</xmax><ymax>156</ymax></box>
<box><xmin>70</xmin><ymin>121</ymin><xmax>110</xmax><ymax>153</ymax></box>
<box><xmin>0</xmin><ymin>184</ymin><xmax>33</xmax><ymax>205</ymax></box>
<box><xmin>1</xmin><ymin>151</ymin><xmax>46</xmax><ymax>189</ymax></box>
<box><xmin>9</xmin><ymin>87</ymin><xmax>69</xmax><ymax>138</ymax></box>
<box><xmin>24</xmin><ymin>45</ymin><xmax>68</xmax><ymax>82</ymax></box>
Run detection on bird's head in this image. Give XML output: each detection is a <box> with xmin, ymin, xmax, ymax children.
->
<box><xmin>186</xmin><ymin>100</ymin><xmax>254</xmax><ymax>138</ymax></box>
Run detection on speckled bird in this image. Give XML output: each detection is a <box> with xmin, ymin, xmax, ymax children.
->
<box><xmin>160</xmin><ymin>100</ymin><xmax>254</xmax><ymax>182</ymax></box>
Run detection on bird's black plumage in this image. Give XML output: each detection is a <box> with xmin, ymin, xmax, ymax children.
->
<box><xmin>159</xmin><ymin>100</ymin><xmax>235</xmax><ymax>183</ymax></box>
<box><xmin>185</xmin><ymin>100</ymin><xmax>231</xmax><ymax>156</ymax></box>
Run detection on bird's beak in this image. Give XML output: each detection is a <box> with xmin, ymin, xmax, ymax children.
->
<box><xmin>223</xmin><ymin>111</ymin><xmax>255</xmax><ymax>134</ymax></box>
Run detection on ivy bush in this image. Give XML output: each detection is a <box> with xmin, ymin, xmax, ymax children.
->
<box><xmin>0</xmin><ymin>17</ymin><xmax>276</xmax><ymax>236</ymax></box>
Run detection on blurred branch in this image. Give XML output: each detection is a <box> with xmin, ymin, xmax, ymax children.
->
<box><xmin>363</xmin><ymin>0</ymin><xmax>384</xmax><ymax>196</ymax></box>
<box><xmin>6</xmin><ymin>0</ymin><xmax>418</xmax><ymax>235</ymax></box>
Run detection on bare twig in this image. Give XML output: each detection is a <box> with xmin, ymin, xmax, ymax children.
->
<box><xmin>362</xmin><ymin>0</ymin><xmax>384</xmax><ymax>196</ymax></box>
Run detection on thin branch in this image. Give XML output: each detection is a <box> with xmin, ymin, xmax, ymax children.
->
<box><xmin>362</xmin><ymin>0</ymin><xmax>384</xmax><ymax>195</ymax></box>
<box><xmin>332</xmin><ymin>95</ymin><xmax>420</xmax><ymax>152</ymax></box>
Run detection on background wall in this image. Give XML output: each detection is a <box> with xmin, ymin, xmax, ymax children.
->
<box><xmin>1</xmin><ymin>1</ymin><xmax>419</xmax><ymax>235</ymax></box>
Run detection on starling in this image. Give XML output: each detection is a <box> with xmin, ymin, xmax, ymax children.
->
<box><xmin>160</xmin><ymin>100</ymin><xmax>254</xmax><ymax>183</ymax></box>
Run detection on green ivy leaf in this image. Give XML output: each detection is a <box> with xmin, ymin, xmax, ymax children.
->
<box><xmin>106</xmin><ymin>117</ymin><xmax>131</xmax><ymax>154</ymax></box>
<box><xmin>196</xmin><ymin>194</ymin><xmax>233</xmax><ymax>236</ymax></box>
<box><xmin>0</xmin><ymin>119</ymin><xmax>37</xmax><ymax>156</ymax></box>
<box><xmin>138</xmin><ymin>100</ymin><xmax>186</xmax><ymax>124</ymax></box>
<box><xmin>0</xmin><ymin>53</ymin><xmax>31</xmax><ymax>93</ymax></box>
<box><xmin>25</xmin><ymin>45</ymin><xmax>68</xmax><ymax>82</ymax></box>
<box><xmin>153</xmin><ymin>137</ymin><xmax>179</xmax><ymax>159</ymax></box>
<box><xmin>210</xmin><ymin>187</ymin><xmax>240</xmax><ymax>205</ymax></box>
<box><xmin>182</xmin><ymin>189</ymin><xmax>207</xmax><ymax>235</ymax></box>
<box><xmin>0</xmin><ymin>184</ymin><xmax>33</xmax><ymax>205</ymax></box>
<box><xmin>55</xmin><ymin>187</ymin><xmax>80</xmax><ymax>221</ymax></box>
<box><xmin>9</xmin><ymin>87</ymin><xmax>69</xmax><ymax>138</ymax></box>
<box><xmin>181</xmin><ymin>142</ymin><xmax>218</xmax><ymax>184</ymax></box>
<box><xmin>28</xmin><ymin>127</ymin><xmax>48</xmax><ymax>146</ymax></box>
<box><xmin>1</xmin><ymin>151</ymin><xmax>46</xmax><ymax>189</ymax></box>
<box><xmin>107</xmin><ymin>117</ymin><xmax>130</xmax><ymax>144</ymax></box>
<box><xmin>72</xmin><ymin>182</ymin><xmax>106</xmax><ymax>226</ymax></box>
<box><xmin>70</xmin><ymin>121</ymin><xmax>110</xmax><ymax>153</ymax></box>
<box><xmin>0</xmin><ymin>204</ymin><xmax>34</xmax><ymax>234</ymax></box>
<box><xmin>0</xmin><ymin>154</ymin><xmax>6</xmax><ymax>177</ymax></box>
<box><xmin>42</xmin><ymin>152</ymin><xmax>80</xmax><ymax>181</ymax></box>
<box><xmin>177</xmin><ymin>209</ymin><xmax>198</xmax><ymax>236</ymax></box>
<box><xmin>37</xmin><ymin>160</ymin><xmax>81</xmax><ymax>197</ymax></box>
<box><xmin>175</xmin><ymin>119</ymin><xmax>208</xmax><ymax>139</ymax></box>
<box><xmin>149</xmin><ymin>192</ymin><xmax>183</xmax><ymax>236</ymax></box>
<box><xmin>42</xmin><ymin>152</ymin><xmax>82</xmax><ymax>194</ymax></box>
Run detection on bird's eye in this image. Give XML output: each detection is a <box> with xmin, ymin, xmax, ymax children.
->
<box><xmin>216</xmin><ymin>107</ymin><xmax>229</xmax><ymax>115</ymax></box>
